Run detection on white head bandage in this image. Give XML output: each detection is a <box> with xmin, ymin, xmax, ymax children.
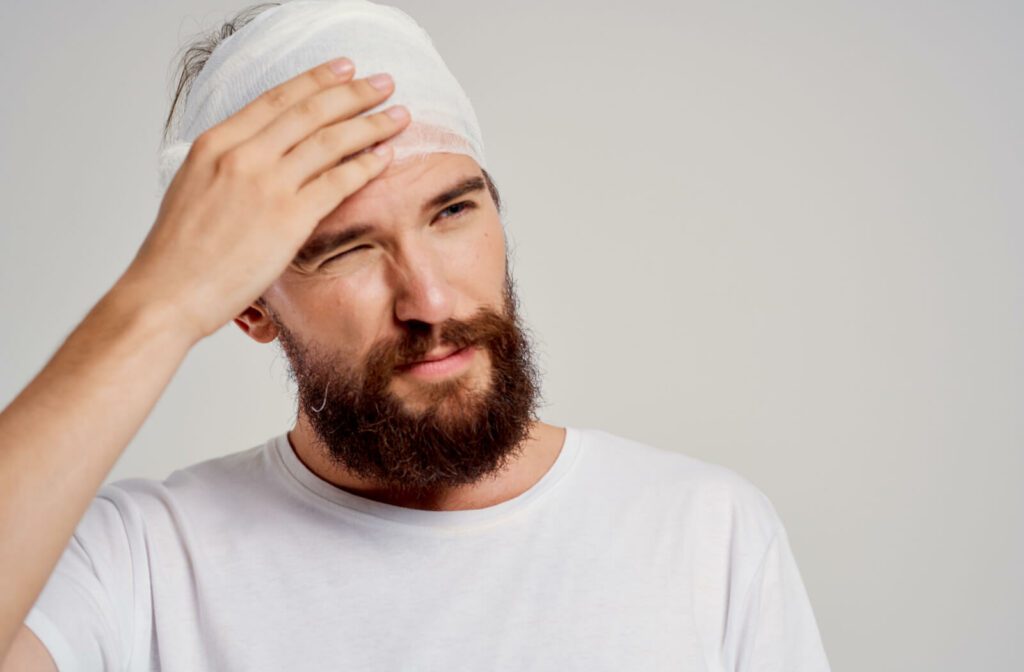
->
<box><xmin>157</xmin><ymin>0</ymin><xmax>486</xmax><ymax>193</ymax></box>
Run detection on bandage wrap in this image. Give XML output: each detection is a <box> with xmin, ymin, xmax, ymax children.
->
<box><xmin>157</xmin><ymin>0</ymin><xmax>486</xmax><ymax>193</ymax></box>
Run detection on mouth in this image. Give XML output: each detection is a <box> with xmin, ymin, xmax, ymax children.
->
<box><xmin>394</xmin><ymin>346</ymin><xmax>475</xmax><ymax>379</ymax></box>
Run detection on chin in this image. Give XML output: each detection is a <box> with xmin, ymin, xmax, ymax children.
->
<box><xmin>394</xmin><ymin>366</ymin><xmax>491</xmax><ymax>418</ymax></box>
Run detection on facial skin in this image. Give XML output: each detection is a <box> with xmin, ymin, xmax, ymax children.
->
<box><xmin>235</xmin><ymin>153</ymin><xmax>563</xmax><ymax>509</ymax></box>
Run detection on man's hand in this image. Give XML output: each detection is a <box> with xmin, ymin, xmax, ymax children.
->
<box><xmin>0</xmin><ymin>58</ymin><xmax>408</xmax><ymax>664</ymax></box>
<box><xmin>122</xmin><ymin>58</ymin><xmax>410</xmax><ymax>343</ymax></box>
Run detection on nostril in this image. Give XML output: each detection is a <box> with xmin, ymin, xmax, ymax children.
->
<box><xmin>403</xmin><ymin>319</ymin><xmax>431</xmax><ymax>336</ymax></box>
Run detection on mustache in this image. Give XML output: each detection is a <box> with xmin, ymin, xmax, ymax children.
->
<box><xmin>363</xmin><ymin>308</ymin><xmax>513</xmax><ymax>378</ymax></box>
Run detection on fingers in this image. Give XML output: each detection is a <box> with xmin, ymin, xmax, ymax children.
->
<box><xmin>282</xmin><ymin>104</ymin><xmax>410</xmax><ymax>187</ymax></box>
<box><xmin>196</xmin><ymin>58</ymin><xmax>357</xmax><ymax>154</ymax></box>
<box><xmin>297</xmin><ymin>143</ymin><xmax>394</xmax><ymax>223</ymax></box>
<box><xmin>191</xmin><ymin>59</ymin><xmax>404</xmax><ymax>192</ymax></box>
<box><xmin>179</xmin><ymin>56</ymin><xmax>411</xmax><ymax>234</ymax></box>
<box><xmin>257</xmin><ymin>74</ymin><xmax>397</xmax><ymax>157</ymax></box>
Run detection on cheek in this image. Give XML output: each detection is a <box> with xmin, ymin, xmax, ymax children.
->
<box><xmin>451</xmin><ymin>223</ymin><xmax>507</xmax><ymax>299</ymax></box>
<box><xmin>289</xmin><ymin>268</ymin><xmax>395</xmax><ymax>354</ymax></box>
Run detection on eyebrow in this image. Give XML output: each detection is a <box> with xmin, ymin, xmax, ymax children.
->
<box><xmin>422</xmin><ymin>175</ymin><xmax>486</xmax><ymax>214</ymax></box>
<box><xmin>292</xmin><ymin>175</ymin><xmax>487</xmax><ymax>266</ymax></box>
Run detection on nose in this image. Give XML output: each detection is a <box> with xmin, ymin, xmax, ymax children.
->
<box><xmin>391</xmin><ymin>243</ymin><xmax>457</xmax><ymax>327</ymax></box>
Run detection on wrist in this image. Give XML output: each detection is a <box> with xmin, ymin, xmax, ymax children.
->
<box><xmin>100</xmin><ymin>275</ymin><xmax>205</xmax><ymax>353</ymax></box>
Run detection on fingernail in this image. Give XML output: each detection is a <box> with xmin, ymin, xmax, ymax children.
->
<box><xmin>368</xmin><ymin>73</ymin><xmax>393</xmax><ymax>90</ymax></box>
<box><xmin>373</xmin><ymin>143</ymin><xmax>392</xmax><ymax>157</ymax></box>
<box><xmin>328</xmin><ymin>58</ymin><xmax>354</xmax><ymax>77</ymax></box>
<box><xmin>385</xmin><ymin>105</ymin><xmax>408</xmax><ymax>121</ymax></box>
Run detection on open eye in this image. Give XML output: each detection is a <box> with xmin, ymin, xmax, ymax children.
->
<box><xmin>437</xmin><ymin>201</ymin><xmax>476</xmax><ymax>220</ymax></box>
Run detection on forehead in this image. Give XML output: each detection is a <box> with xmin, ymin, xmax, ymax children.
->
<box><xmin>315</xmin><ymin>153</ymin><xmax>484</xmax><ymax>231</ymax></box>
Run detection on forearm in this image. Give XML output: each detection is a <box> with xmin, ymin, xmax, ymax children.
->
<box><xmin>0</xmin><ymin>56</ymin><xmax>405</xmax><ymax>659</ymax></box>
<box><xmin>0</xmin><ymin>281</ymin><xmax>196</xmax><ymax>655</ymax></box>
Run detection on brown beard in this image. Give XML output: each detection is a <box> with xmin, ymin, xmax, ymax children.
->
<box><xmin>272</xmin><ymin>274</ymin><xmax>541</xmax><ymax>502</ymax></box>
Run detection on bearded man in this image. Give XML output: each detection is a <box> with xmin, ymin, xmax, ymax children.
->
<box><xmin>0</xmin><ymin>1</ymin><xmax>830</xmax><ymax>670</ymax></box>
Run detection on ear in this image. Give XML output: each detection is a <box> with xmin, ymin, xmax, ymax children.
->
<box><xmin>234</xmin><ymin>301</ymin><xmax>280</xmax><ymax>344</ymax></box>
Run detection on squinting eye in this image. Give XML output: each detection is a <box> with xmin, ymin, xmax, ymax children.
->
<box><xmin>322</xmin><ymin>244</ymin><xmax>370</xmax><ymax>266</ymax></box>
<box><xmin>438</xmin><ymin>201</ymin><xmax>475</xmax><ymax>219</ymax></box>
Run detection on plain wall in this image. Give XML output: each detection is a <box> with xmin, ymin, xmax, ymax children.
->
<box><xmin>1</xmin><ymin>0</ymin><xmax>1022</xmax><ymax>669</ymax></box>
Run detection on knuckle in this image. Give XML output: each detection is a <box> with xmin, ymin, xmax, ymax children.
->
<box><xmin>344</xmin><ymin>116</ymin><xmax>383</xmax><ymax>143</ymax></box>
<box><xmin>360</xmin><ymin>148</ymin><xmax>387</xmax><ymax>167</ymax></box>
<box><xmin>359</xmin><ymin>78</ymin><xmax>386</xmax><ymax>98</ymax></box>
<box><xmin>295</xmin><ymin>95</ymin><xmax>323</xmax><ymax>120</ymax></box>
<box><xmin>370</xmin><ymin>112</ymin><xmax>396</xmax><ymax>131</ymax></box>
<box><xmin>313</xmin><ymin>124</ymin><xmax>340</xmax><ymax>149</ymax></box>
<box><xmin>311</xmin><ymin>66</ymin><xmax>339</xmax><ymax>89</ymax></box>
<box><xmin>189</xmin><ymin>131</ymin><xmax>218</xmax><ymax>160</ymax></box>
<box><xmin>260</xmin><ymin>88</ymin><xmax>290</xmax><ymax>112</ymax></box>
<box><xmin>319</xmin><ymin>146</ymin><xmax>385</xmax><ymax>185</ymax></box>
<box><xmin>352</xmin><ymin>151</ymin><xmax>384</xmax><ymax>176</ymax></box>
<box><xmin>191</xmin><ymin>128</ymin><xmax>227</xmax><ymax>154</ymax></box>
<box><xmin>216</xmin><ymin>148</ymin><xmax>251</xmax><ymax>177</ymax></box>
<box><xmin>323</xmin><ymin>165</ymin><xmax>359</xmax><ymax>192</ymax></box>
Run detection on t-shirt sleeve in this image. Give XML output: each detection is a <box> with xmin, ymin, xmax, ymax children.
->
<box><xmin>24</xmin><ymin>488</ymin><xmax>143</xmax><ymax>672</ymax></box>
<box><xmin>728</xmin><ymin>528</ymin><xmax>832</xmax><ymax>672</ymax></box>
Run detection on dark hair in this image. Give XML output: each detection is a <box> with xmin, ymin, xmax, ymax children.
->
<box><xmin>163</xmin><ymin>2</ymin><xmax>501</xmax><ymax>211</ymax></box>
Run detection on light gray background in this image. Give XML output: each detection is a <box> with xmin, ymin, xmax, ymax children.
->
<box><xmin>1</xmin><ymin>0</ymin><xmax>1021</xmax><ymax>669</ymax></box>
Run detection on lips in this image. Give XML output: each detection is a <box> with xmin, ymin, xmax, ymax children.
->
<box><xmin>393</xmin><ymin>345</ymin><xmax>476</xmax><ymax>380</ymax></box>
<box><xmin>396</xmin><ymin>346</ymin><xmax>464</xmax><ymax>370</ymax></box>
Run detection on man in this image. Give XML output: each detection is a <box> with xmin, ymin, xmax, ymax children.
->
<box><xmin>0</xmin><ymin>1</ymin><xmax>830</xmax><ymax>670</ymax></box>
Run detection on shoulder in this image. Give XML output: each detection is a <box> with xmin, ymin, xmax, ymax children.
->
<box><xmin>573</xmin><ymin>427</ymin><xmax>785</xmax><ymax>544</ymax></box>
<box><xmin>91</xmin><ymin>436</ymin><xmax>281</xmax><ymax>532</ymax></box>
<box><xmin>575</xmin><ymin>427</ymin><xmax>773</xmax><ymax>501</ymax></box>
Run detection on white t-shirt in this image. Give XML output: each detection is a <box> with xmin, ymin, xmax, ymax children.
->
<box><xmin>26</xmin><ymin>427</ymin><xmax>830</xmax><ymax>671</ymax></box>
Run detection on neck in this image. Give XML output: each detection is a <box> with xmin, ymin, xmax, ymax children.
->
<box><xmin>287</xmin><ymin>415</ymin><xmax>566</xmax><ymax>511</ymax></box>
